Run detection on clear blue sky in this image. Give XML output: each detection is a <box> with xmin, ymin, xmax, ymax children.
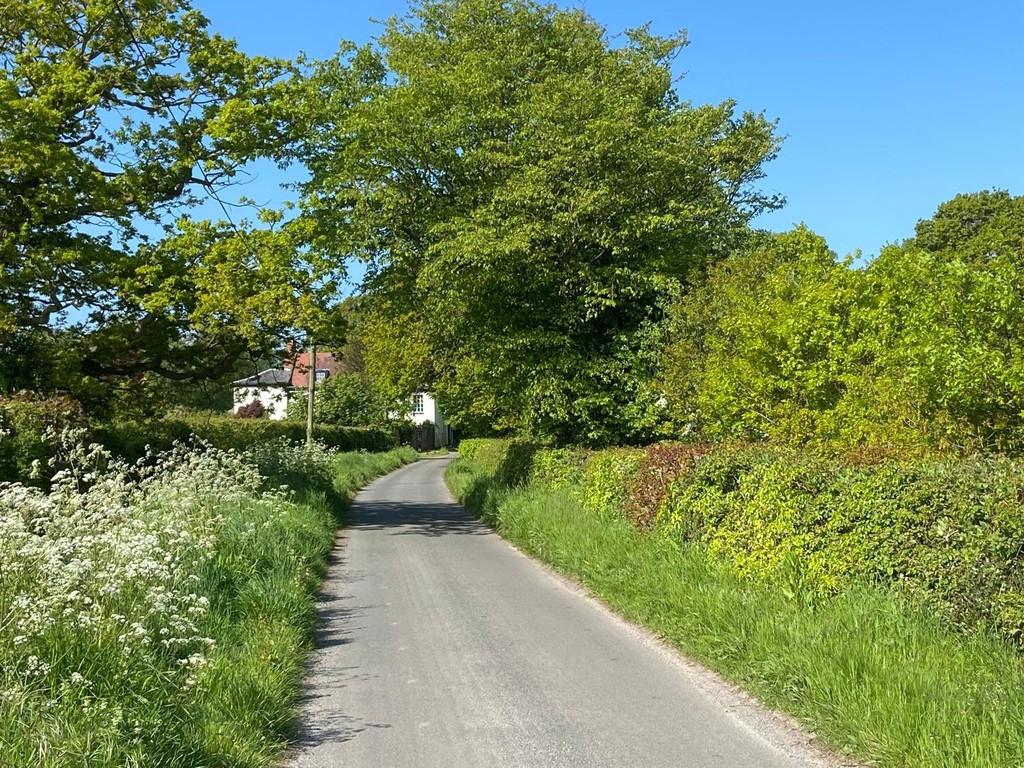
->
<box><xmin>199</xmin><ymin>0</ymin><xmax>1024</xmax><ymax>261</ymax></box>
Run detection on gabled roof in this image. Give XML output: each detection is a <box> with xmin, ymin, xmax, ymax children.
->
<box><xmin>232</xmin><ymin>368</ymin><xmax>292</xmax><ymax>387</ymax></box>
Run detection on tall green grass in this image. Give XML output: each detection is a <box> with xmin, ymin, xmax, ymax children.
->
<box><xmin>188</xmin><ymin>446</ymin><xmax>417</xmax><ymax>767</ymax></box>
<box><xmin>447</xmin><ymin>459</ymin><xmax>1024</xmax><ymax>768</ymax></box>
<box><xmin>1</xmin><ymin>444</ymin><xmax>415</xmax><ymax>768</ymax></box>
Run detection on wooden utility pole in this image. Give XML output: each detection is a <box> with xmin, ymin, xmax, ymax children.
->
<box><xmin>306</xmin><ymin>340</ymin><xmax>316</xmax><ymax>446</ymax></box>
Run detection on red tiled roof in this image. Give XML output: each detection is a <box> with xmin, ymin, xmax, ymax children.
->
<box><xmin>288</xmin><ymin>350</ymin><xmax>344</xmax><ymax>388</ymax></box>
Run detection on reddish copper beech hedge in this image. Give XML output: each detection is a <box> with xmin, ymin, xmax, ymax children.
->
<box><xmin>625</xmin><ymin>442</ymin><xmax>713</xmax><ymax>530</ymax></box>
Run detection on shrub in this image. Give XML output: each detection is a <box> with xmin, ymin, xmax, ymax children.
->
<box><xmin>456</xmin><ymin>438</ymin><xmax>586</xmax><ymax>489</ymax></box>
<box><xmin>286</xmin><ymin>373</ymin><xmax>383</xmax><ymax>426</ymax></box>
<box><xmin>457</xmin><ymin>438</ymin><xmax>495</xmax><ymax>464</ymax></box>
<box><xmin>625</xmin><ymin>442</ymin><xmax>712</xmax><ymax>529</ymax></box>
<box><xmin>235</xmin><ymin>399</ymin><xmax>266</xmax><ymax>418</ymax></box>
<box><xmin>458</xmin><ymin>437</ymin><xmax>1024</xmax><ymax>646</ymax></box>
<box><xmin>660</xmin><ymin>193</ymin><xmax>1024</xmax><ymax>453</ymax></box>
<box><xmin>0</xmin><ymin>394</ymin><xmax>86</xmax><ymax>484</ymax></box>
<box><xmin>656</xmin><ymin>446</ymin><xmax>1024</xmax><ymax>645</ymax></box>
<box><xmin>455</xmin><ymin>438</ymin><xmax>535</xmax><ymax>485</ymax></box>
<box><xmin>530</xmin><ymin>447</ymin><xmax>589</xmax><ymax>489</ymax></box>
<box><xmin>446</xmin><ymin>446</ymin><xmax>1024</xmax><ymax>768</ymax></box>
<box><xmin>577</xmin><ymin>448</ymin><xmax>645</xmax><ymax>516</ymax></box>
<box><xmin>93</xmin><ymin>416</ymin><xmax>396</xmax><ymax>462</ymax></box>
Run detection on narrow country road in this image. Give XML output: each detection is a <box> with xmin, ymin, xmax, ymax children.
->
<box><xmin>286</xmin><ymin>457</ymin><xmax>840</xmax><ymax>768</ymax></box>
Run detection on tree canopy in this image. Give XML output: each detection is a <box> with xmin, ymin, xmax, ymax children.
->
<box><xmin>9</xmin><ymin>0</ymin><xmax>1017</xmax><ymax>455</ymax></box>
<box><xmin>660</xmin><ymin>190</ymin><xmax>1024</xmax><ymax>453</ymax></box>
<box><xmin>0</xmin><ymin>0</ymin><xmax>344</xmax><ymax>395</ymax></box>
<box><xmin>288</xmin><ymin>0</ymin><xmax>782</xmax><ymax>443</ymax></box>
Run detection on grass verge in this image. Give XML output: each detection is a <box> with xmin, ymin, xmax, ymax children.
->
<box><xmin>446</xmin><ymin>458</ymin><xmax>1024</xmax><ymax>768</ymax></box>
<box><xmin>192</xmin><ymin>445</ymin><xmax>417</xmax><ymax>767</ymax></box>
<box><xmin>1</xmin><ymin>443</ymin><xmax>415</xmax><ymax>767</ymax></box>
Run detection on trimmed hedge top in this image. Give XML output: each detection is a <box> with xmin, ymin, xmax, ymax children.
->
<box><xmin>94</xmin><ymin>416</ymin><xmax>396</xmax><ymax>461</ymax></box>
<box><xmin>0</xmin><ymin>399</ymin><xmax>400</xmax><ymax>485</ymax></box>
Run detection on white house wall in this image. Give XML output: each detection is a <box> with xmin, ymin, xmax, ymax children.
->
<box><xmin>410</xmin><ymin>393</ymin><xmax>437</xmax><ymax>426</ymax></box>
<box><xmin>409</xmin><ymin>393</ymin><xmax>449</xmax><ymax>447</ymax></box>
<box><xmin>232</xmin><ymin>386</ymin><xmax>290</xmax><ymax>421</ymax></box>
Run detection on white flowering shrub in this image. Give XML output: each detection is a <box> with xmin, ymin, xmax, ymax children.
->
<box><xmin>0</xmin><ymin>433</ymin><xmax>335</xmax><ymax>765</ymax></box>
<box><xmin>247</xmin><ymin>437</ymin><xmax>340</xmax><ymax>489</ymax></box>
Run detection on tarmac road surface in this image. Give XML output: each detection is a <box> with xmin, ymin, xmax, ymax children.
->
<box><xmin>286</xmin><ymin>456</ymin><xmax>843</xmax><ymax>768</ymax></box>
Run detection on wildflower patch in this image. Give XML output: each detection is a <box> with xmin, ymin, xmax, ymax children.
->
<box><xmin>0</xmin><ymin>435</ymin><xmax>414</xmax><ymax>766</ymax></box>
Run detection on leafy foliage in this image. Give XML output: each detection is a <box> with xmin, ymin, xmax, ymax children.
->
<box><xmin>286</xmin><ymin>372</ymin><xmax>382</xmax><ymax>426</ymax></box>
<box><xmin>661</xmin><ymin>191</ymin><xmax>1024</xmax><ymax>452</ymax></box>
<box><xmin>448</xmin><ymin>447</ymin><xmax>1024</xmax><ymax>768</ymax></box>
<box><xmin>576</xmin><ymin>448</ymin><xmax>645</xmax><ymax>517</ymax></box>
<box><xmin>456</xmin><ymin>438</ymin><xmax>1024</xmax><ymax>646</ymax></box>
<box><xmin>624</xmin><ymin>442</ymin><xmax>711</xmax><ymax>529</ymax></box>
<box><xmin>92</xmin><ymin>415</ymin><xmax>396</xmax><ymax>465</ymax></box>
<box><xmin>855</xmin><ymin>191</ymin><xmax>1024</xmax><ymax>452</ymax></box>
<box><xmin>660</xmin><ymin>226</ymin><xmax>860</xmax><ymax>442</ymax></box>
<box><xmin>657</xmin><ymin>447</ymin><xmax>1024</xmax><ymax>646</ymax></box>
<box><xmin>289</xmin><ymin>0</ymin><xmax>782</xmax><ymax>444</ymax></box>
<box><xmin>0</xmin><ymin>0</ymin><xmax>345</xmax><ymax>391</ymax></box>
<box><xmin>235</xmin><ymin>399</ymin><xmax>266</xmax><ymax>419</ymax></box>
<box><xmin>0</xmin><ymin>394</ymin><xmax>85</xmax><ymax>484</ymax></box>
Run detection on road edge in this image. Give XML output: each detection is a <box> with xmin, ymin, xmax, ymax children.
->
<box><xmin>440</xmin><ymin>457</ymin><xmax>861</xmax><ymax>768</ymax></box>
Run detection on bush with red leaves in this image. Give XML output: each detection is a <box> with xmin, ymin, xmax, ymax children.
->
<box><xmin>625</xmin><ymin>442</ymin><xmax>712</xmax><ymax>530</ymax></box>
<box><xmin>235</xmin><ymin>400</ymin><xmax>266</xmax><ymax>419</ymax></box>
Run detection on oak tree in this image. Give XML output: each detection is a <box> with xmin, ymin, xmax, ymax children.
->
<box><xmin>0</xmin><ymin>0</ymin><xmax>343</xmax><ymax>390</ymax></box>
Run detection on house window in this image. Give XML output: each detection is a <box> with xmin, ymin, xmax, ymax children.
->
<box><xmin>412</xmin><ymin>393</ymin><xmax>424</xmax><ymax>415</ymax></box>
<box><xmin>315</xmin><ymin>369</ymin><xmax>329</xmax><ymax>382</ymax></box>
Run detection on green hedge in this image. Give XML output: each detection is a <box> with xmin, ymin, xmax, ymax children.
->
<box><xmin>658</xmin><ymin>447</ymin><xmax>1024</xmax><ymax>645</ymax></box>
<box><xmin>448</xmin><ymin>440</ymin><xmax>1024</xmax><ymax>768</ymax></box>
<box><xmin>457</xmin><ymin>438</ymin><xmax>1024</xmax><ymax>647</ymax></box>
<box><xmin>0</xmin><ymin>395</ymin><xmax>85</xmax><ymax>484</ymax></box>
<box><xmin>0</xmin><ymin>406</ymin><xmax>398</xmax><ymax>484</ymax></box>
<box><xmin>94</xmin><ymin>416</ymin><xmax>396</xmax><ymax>462</ymax></box>
<box><xmin>457</xmin><ymin>438</ymin><xmax>644</xmax><ymax>514</ymax></box>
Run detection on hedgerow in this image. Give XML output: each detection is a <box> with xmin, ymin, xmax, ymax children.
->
<box><xmin>659</xmin><ymin>448</ymin><xmax>1024</xmax><ymax>644</ymax></box>
<box><xmin>93</xmin><ymin>416</ymin><xmax>395</xmax><ymax>463</ymax></box>
<box><xmin>529</xmin><ymin>447</ymin><xmax>589</xmax><ymax>489</ymax></box>
<box><xmin>625</xmin><ymin>442</ymin><xmax>712</xmax><ymax>529</ymax></box>
<box><xmin>578</xmin><ymin>448</ymin><xmax>644</xmax><ymax>516</ymax></box>
<box><xmin>457</xmin><ymin>438</ymin><xmax>1024</xmax><ymax>647</ymax></box>
<box><xmin>447</xmin><ymin>440</ymin><xmax>1024</xmax><ymax>768</ymax></box>
<box><xmin>0</xmin><ymin>395</ymin><xmax>86</xmax><ymax>485</ymax></box>
<box><xmin>0</xmin><ymin>408</ymin><xmax>398</xmax><ymax>486</ymax></box>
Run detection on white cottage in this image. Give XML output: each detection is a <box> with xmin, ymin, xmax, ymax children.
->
<box><xmin>408</xmin><ymin>392</ymin><xmax>453</xmax><ymax>448</ymax></box>
<box><xmin>230</xmin><ymin>369</ymin><xmax>293</xmax><ymax>420</ymax></box>
<box><xmin>231</xmin><ymin>351</ymin><xmax>344</xmax><ymax>421</ymax></box>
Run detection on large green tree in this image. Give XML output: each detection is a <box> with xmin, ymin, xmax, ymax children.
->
<box><xmin>857</xmin><ymin>191</ymin><xmax>1024</xmax><ymax>452</ymax></box>
<box><xmin>0</xmin><ymin>0</ymin><xmax>343</xmax><ymax>392</ymax></box>
<box><xmin>660</xmin><ymin>227</ymin><xmax>859</xmax><ymax>443</ymax></box>
<box><xmin>288</xmin><ymin>0</ymin><xmax>781</xmax><ymax>444</ymax></box>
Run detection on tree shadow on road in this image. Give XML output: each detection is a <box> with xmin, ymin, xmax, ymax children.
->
<box><xmin>348</xmin><ymin>499</ymin><xmax>492</xmax><ymax>537</ymax></box>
